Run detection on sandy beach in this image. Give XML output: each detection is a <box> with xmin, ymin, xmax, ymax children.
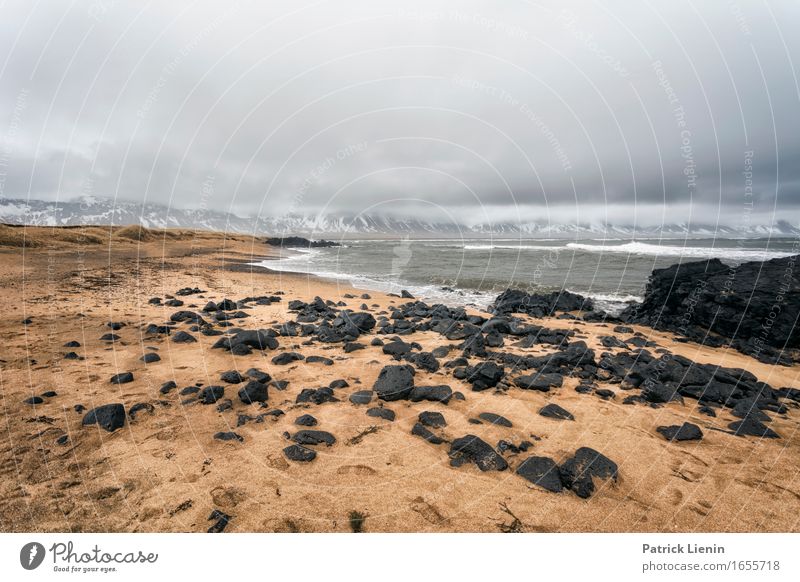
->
<box><xmin>0</xmin><ymin>225</ymin><xmax>798</xmax><ymax>533</ymax></box>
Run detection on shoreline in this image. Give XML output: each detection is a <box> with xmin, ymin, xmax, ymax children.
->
<box><xmin>0</xmin><ymin>226</ymin><xmax>798</xmax><ymax>533</ymax></box>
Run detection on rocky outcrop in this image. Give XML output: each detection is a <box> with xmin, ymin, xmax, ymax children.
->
<box><xmin>621</xmin><ymin>256</ymin><xmax>800</xmax><ymax>364</ymax></box>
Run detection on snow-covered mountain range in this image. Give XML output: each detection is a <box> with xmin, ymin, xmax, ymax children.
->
<box><xmin>2</xmin><ymin>196</ymin><xmax>798</xmax><ymax>238</ymax></box>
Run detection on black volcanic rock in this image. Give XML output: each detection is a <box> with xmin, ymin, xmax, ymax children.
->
<box><xmin>82</xmin><ymin>404</ymin><xmax>126</xmax><ymax>432</ymax></box>
<box><xmin>418</xmin><ymin>411</ymin><xmax>446</xmax><ymax>428</ymax></box>
<box><xmin>464</xmin><ymin>361</ymin><xmax>504</xmax><ymax>391</ymax></box>
<box><xmin>366</xmin><ymin>407</ymin><xmax>395</xmax><ymax>421</ymax></box>
<box><xmin>620</xmin><ymin>256</ymin><xmax>800</xmax><ymax>364</ymax></box>
<box><xmin>657</xmin><ymin>422</ymin><xmax>703</xmax><ymax>441</ymax></box>
<box><xmin>272</xmin><ymin>352</ymin><xmax>304</xmax><ymax>365</ymax></box>
<box><xmin>214</xmin><ymin>432</ymin><xmax>243</xmax><ymax>442</ymax></box>
<box><xmin>265</xmin><ymin>236</ymin><xmax>339</xmax><ymax>248</ymax></box>
<box><xmin>449</xmin><ymin>435</ymin><xmax>508</xmax><ymax>471</ymax></box>
<box><xmin>172</xmin><ymin>330</ymin><xmax>197</xmax><ymax>343</ymax></box>
<box><xmin>110</xmin><ymin>372</ymin><xmax>134</xmax><ymax>384</ymax></box>
<box><xmin>373</xmin><ymin>365</ymin><xmax>415</xmax><ymax>401</ymax></box>
<box><xmin>412</xmin><ymin>423</ymin><xmax>445</xmax><ymax>444</ymax></box>
<box><xmin>729</xmin><ymin>418</ymin><xmax>780</xmax><ymax>438</ymax></box>
<box><xmin>220</xmin><ymin>370</ymin><xmax>246</xmax><ymax>384</ymax></box>
<box><xmin>559</xmin><ymin>447</ymin><xmax>618</xmax><ymax>499</ymax></box>
<box><xmin>408</xmin><ymin>385</ymin><xmax>453</xmax><ymax>404</ymax></box>
<box><xmin>283</xmin><ymin>444</ymin><xmax>316</xmax><ymax>462</ymax></box>
<box><xmin>349</xmin><ymin>390</ymin><xmax>373</xmax><ymax>405</ymax></box>
<box><xmin>199</xmin><ymin>386</ymin><xmax>225</xmax><ymax>404</ymax></box>
<box><xmin>516</xmin><ymin>456</ymin><xmax>563</xmax><ymax>493</ymax></box>
<box><xmin>140</xmin><ymin>352</ymin><xmax>161</xmax><ymax>364</ymax></box>
<box><xmin>514</xmin><ymin>372</ymin><xmax>563</xmax><ymax>392</ymax></box>
<box><xmin>292</xmin><ymin>430</ymin><xmax>336</xmax><ymax>446</ymax></box>
<box><xmin>238</xmin><ymin>380</ymin><xmax>268</xmax><ymax>404</ymax></box>
<box><xmin>295</xmin><ymin>414</ymin><xmax>318</xmax><ymax>426</ymax></box>
<box><xmin>477</xmin><ymin>412</ymin><xmax>512</xmax><ymax>427</ymax></box>
<box><xmin>539</xmin><ymin>403</ymin><xmax>574</xmax><ymax>421</ymax></box>
<box><xmin>491</xmin><ymin>288</ymin><xmax>593</xmax><ymax>317</ymax></box>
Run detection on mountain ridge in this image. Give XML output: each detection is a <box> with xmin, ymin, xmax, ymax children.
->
<box><xmin>2</xmin><ymin>196</ymin><xmax>798</xmax><ymax>239</ymax></box>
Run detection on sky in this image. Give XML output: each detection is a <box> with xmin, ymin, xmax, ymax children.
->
<box><xmin>1</xmin><ymin>0</ymin><xmax>799</xmax><ymax>227</ymax></box>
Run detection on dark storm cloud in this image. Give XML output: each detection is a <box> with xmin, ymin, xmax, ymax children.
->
<box><xmin>1</xmin><ymin>0</ymin><xmax>799</xmax><ymax>225</ymax></box>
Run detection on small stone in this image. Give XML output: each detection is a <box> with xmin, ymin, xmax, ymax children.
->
<box><xmin>214</xmin><ymin>432</ymin><xmax>243</xmax><ymax>442</ymax></box>
<box><xmin>199</xmin><ymin>386</ymin><xmax>225</xmax><ymax>404</ymax></box>
<box><xmin>110</xmin><ymin>372</ymin><xmax>134</xmax><ymax>384</ymax></box>
<box><xmin>295</xmin><ymin>414</ymin><xmax>318</xmax><ymax>427</ymax></box>
<box><xmin>349</xmin><ymin>390</ymin><xmax>373</xmax><ymax>405</ymax></box>
<box><xmin>412</xmin><ymin>423</ymin><xmax>445</xmax><ymax>444</ymax></box>
<box><xmin>418</xmin><ymin>411</ymin><xmax>447</xmax><ymax>428</ymax></box>
<box><xmin>141</xmin><ymin>352</ymin><xmax>161</xmax><ymax>364</ymax></box>
<box><xmin>477</xmin><ymin>412</ymin><xmax>512</xmax><ymax>427</ymax></box>
<box><xmin>366</xmin><ymin>407</ymin><xmax>395</xmax><ymax>421</ymax></box>
<box><xmin>538</xmin><ymin>403</ymin><xmax>574</xmax><ymax>421</ymax></box>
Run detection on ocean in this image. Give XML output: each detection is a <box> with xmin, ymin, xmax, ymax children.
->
<box><xmin>256</xmin><ymin>237</ymin><xmax>799</xmax><ymax>315</ymax></box>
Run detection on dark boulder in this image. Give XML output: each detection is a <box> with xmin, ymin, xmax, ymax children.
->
<box><xmin>492</xmin><ymin>288</ymin><xmax>592</xmax><ymax>317</ymax></box>
<box><xmin>656</xmin><ymin>422</ymin><xmax>703</xmax><ymax>441</ymax></box>
<box><xmin>383</xmin><ymin>340</ymin><xmax>414</xmax><ymax>358</ymax></box>
<box><xmin>140</xmin><ymin>352</ymin><xmax>161</xmax><ymax>364</ymax></box>
<box><xmin>408</xmin><ymin>385</ymin><xmax>453</xmax><ymax>404</ymax></box>
<box><xmin>220</xmin><ymin>370</ymin><xmax>245</xmax><ymax>384</ymax></box>
<box><xmin>729</xmin><ymin>418</ymin><xmax>780</xmax><ymax>438</ymax></box>
<box><xmin>514</xmin><ymin>372</ymin><xmax>563</xmax><ymax>392</ymax></box>
<box><xmin>199</xmin><ymin>386</ymin><xmax>225</xmax><ymax>404</ymax></box>
<box><xmin>292</xmin><ymin>430</ymin><xmax>336</xmax><ymax>446</ymax></box>
<box><xmin>172</xmin><ymin>331</ymin><xmax>197</xmax><ymax>343</ymax></box>
<box><xmin>516</xmin><ymin>456</ymin><xmax>563</xmax><ymax>493</ymax></box>
<box><xmin>306</xmin><ymin>355</ymin><xmax>334</xmax><ymax>365</ymax></box>
<box><xmin>283</xmin><ymin>444</ymin><xmax>316</xmax><ymax>462</ymax></box>
<box><xmin>373</xmin><ymin>365</ymin><xmax>415</xmax><ymax>401</ymax></box>
<box><xmin>464</xmin><ymin>361</ymin><xmax>504</xmax><ymax>391</ymax></box>
<box><xmin>449</xmin><ymin>435</ymin><xmax>508</xmax><ymax>471</ymax></box>
<box><xmin>620</xmin><ymin>257</ymin><xmax>800</xmax><ymax>364</ymax></box>
<box><xmin>238</xmin><ymin>380</ymin><xmax>268</xmax><ymax>404</ymax></box>
<box><xmin>296</xmin><ymin>387</ymin><xmax>337</xmax><ymax>405</ymax></box>
<box><xmin>559</xmin><ymin>447</ymin><xmax>618</xmax><ymax>499</ymax></box>
<box><xmin>82</xmin><ymin>404</ymin><xmax>126</xmax><ymax>432</ymax></box>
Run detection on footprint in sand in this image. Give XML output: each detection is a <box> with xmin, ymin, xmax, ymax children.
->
<box><xmin>336</xmin><ymin>464</ymin><xmax>377</xmax><ymax>476</ymax></box>
<box><xmin>410</xmin><ymin>496</ymin><xmax>449</xmax><ymax>526</ymax></box>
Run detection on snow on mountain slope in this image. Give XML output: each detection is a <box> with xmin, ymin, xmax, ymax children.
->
<box><xmin>1</xmin><ymin>197</ymin><xmax>798</xmax><ymax>238</ymax></box>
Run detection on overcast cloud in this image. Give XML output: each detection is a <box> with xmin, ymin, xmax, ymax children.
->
<box><xmin>1</xmin><ymin>0</ymin><xmax>799</xmax><ymax>227</ymax></box>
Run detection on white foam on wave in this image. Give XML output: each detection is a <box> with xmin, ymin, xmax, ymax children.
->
<box><xmin>565</xmin><ymin>241</ymin><xmax>794</xmax><ymax>261</ymax></box>
<box><xmin>462</xmin><ymin>244</ymin><xmax>561</xmax><ymax>251</ymax></box>
<box><xmin>253</xmin><ymin>252</ymin><xmax>497</xmax><ymax>309</ymax></box>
